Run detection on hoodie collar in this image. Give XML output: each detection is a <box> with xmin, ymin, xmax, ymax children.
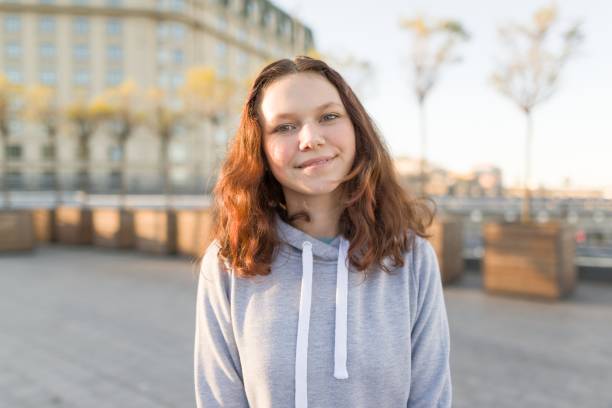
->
<box><xmin>275</xmin><ymin>213</ymin><xmax>341</xmax><ymax>261</ymax></box>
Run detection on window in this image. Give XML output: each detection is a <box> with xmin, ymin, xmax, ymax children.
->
<box><xmin>73</xmin><ymin>44</ymin><xmax>90</xmax><ymax>60</ymax></box>
<box><xmin>173</xmin><ymin>49</ymin><xmax>184</xmax><ymax>64</ymax></box>
<box><xmin>74</xmin><ymin>71</ymin><xmax>90</xmax><ymax>85</ymax></box>
<box><xmin>107</xmin><ymin>19</ymin><xmax>121</xmax><ymax>35</ymax></box>
<box><xmin>41</xmin><ymin>144</ymin><xmax>55</xmax><ymax>160</ymax></box>
<box><xmin>7</xmin><ymin>171</ymin><xmax>22</xmax><ymax>189</ymax></box>
<box><xmin>171</xmin><ymin>0</ymin><xmax>185</xmax><ymax>11</ymax></box>
<box><xmin>107</xmin><ymin>0</ymin><xmax>121</xmax><ymax>6</ymax></box>
<box><xmin>157</xmin><ymin>23</ymin><xmax>169</xmax><ymax>39</ymax></box>
<box><xmin>6</xmin><ymin>42</ymin><xmax>21</xmax><ymax>58</ymax></box>
<box><xmin>171</xmin><ymin>73</ymin><xmax>184</xmax><ymax>88</ymax></box>
<box><xmin>260</xmin><ymin>9</ymin><xmax>271</xmax><ymax>28</ymax></box>
<box><xmin>40</xmin><ymin>43</ymin><xmax>56</xmax><ymax>58</ymax></box>
<box><xmin>216</xmin><ymin>42</ymin><xmax>227</xmax><ymax>59</ymax></box>
<box><xmin>6</xmin><ymin>145</ymin><xmax>22</xmax><ymax>160</ymax></box>
<box><xmin>39</xmin><ymin>16</ymin><xmax>56</xmax><ymax>33</ymax></box>
<box><xmin>106</xmin><ymin>70</ymin><xmax>123</xmax><ymax>86</ymax></box>
<box><xmin>157</xmin><ymin>49</ymin><xmax>170</xmax><ymax>64</ymax></box>
<box><xmin>41</xmin><ymin>171</ymin><xmax>54</xmax><ymax>189</ymax></box>
<box><xmin>72</xmin><ymin>17</ymin><xmax>89</xmax><ymax>35</ymax></box>
<box><xmin>157</xmin><ymin>72</ymin><xmax>170</xmax><ymax>88</ymax></box>
<box><xmin>40</xmin><ymin>70</ymin><xmax>57</xmax><ymax>85</ymax></box>
<box><xmin>72</xmin><ymin>0</ymin><xmax>88</xmax><ymax>5</ymax></box>
<box><xmin>108</xmin><ymin>145</ymin><xmax>122</xmax><ymax>162</ymax></box>
<box><xmin>8</xmin><ymin>120</ymin><xmax>23</xmax><ymax>134</ymax></box>
<box><xmin>242</xmin><ymin>0</ymin><xmax>254</xmax><ymax>18</ymax></box>
<box><xmin>6</xmin><ymin>70</ymin><xmax>22</xmax><ymax>84</ymax></box>
<box><xmin>169</xmin><ymin>143</ymin><xmax>187</xmax><ymax>163</ymax></box>
<box><xmin>173</xmin><ymin>23</ymin><xmax>186</xmax><ymax>39</ymax></box>
<box><xmin>40</xmin><ymin>0</ymin><xmax>55</xmax><ymax>4</ymax></box>
<box><xmin>4</xmin><ymin>15</ymin><xmax>21</xmax><ymax>33</ymax></box>
<box><xmin>107</xmin><ymin>44</ymin><xmax>122</xmax><ymax>60</ymax></box>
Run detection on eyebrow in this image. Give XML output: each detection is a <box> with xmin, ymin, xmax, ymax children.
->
<box><xmin>268</xmin><ymin>102</ymin><xmax>343</xmax><ymax>123</ymax></box>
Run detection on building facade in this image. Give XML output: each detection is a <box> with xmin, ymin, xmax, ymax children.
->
<box><xmin>0</xmin><ymin>0</ymin><xmax>314</xmax><ymax>194</ymax></box>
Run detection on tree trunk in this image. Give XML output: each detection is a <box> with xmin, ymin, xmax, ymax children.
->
<box><xmin>161</xmin><ymin>133</ymin><xmax>173</xmax><ymax>209</ymax></box>
<box><xmin>119</xmin><ymin>134</ymin><xmax>128</xmax><ymax>210</ymax></box>
<box><xmin>1</xmin><ymin>130</ymin><xmax>10</xmax><ymax>209</ymax></box>
<box><xmin>78</xmin><ymin>132</ymin><xmax>91</xmax><ymax>207</ymax></box>
<box><xmin>418</xmin><ymin>99</ymin><xmax>428</xmax><ymax>198</ymax></box>
<box><xmin>49</xmin><ymin>126</ymin><xmax>62</xmax><ymax>206</ymax></box>
<box><xmin>521</xmin><ymin>110</ymin><xmax>533</xmax><ymax>223</ymax></box>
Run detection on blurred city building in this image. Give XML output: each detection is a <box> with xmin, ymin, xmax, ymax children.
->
<box><xmin>394</xmin><ymin>156</ymin><xmax>504</xmax><ymax>198</ymax></box>
<box><xmin>0</xmin><ymin>0</ymin><xmax>314</xmax><ymax>193</ymax></box>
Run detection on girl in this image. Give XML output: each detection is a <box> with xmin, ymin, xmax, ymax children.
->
<box><xmin>194</xmin><ymin>56</ymin><xmax>451</xmax><ymax>407</ymax></box>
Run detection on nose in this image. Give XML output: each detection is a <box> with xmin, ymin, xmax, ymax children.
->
<box><xmin>298</xmin><ymin>122</ymin><xmax>325</xmax><ymax>151</ymax></box>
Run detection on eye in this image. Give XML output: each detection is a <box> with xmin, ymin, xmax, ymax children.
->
<box><xmin>322</xmin><ymin>113</ymin><xmax>339</xmax><ymax>121</ymax></box>
<box><xmin>274</xmin><ymin>123</ymin><xmax>296</xmax><ymax>133</ymax></box>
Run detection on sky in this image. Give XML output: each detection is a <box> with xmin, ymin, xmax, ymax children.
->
<box><xmin>272</xmin><ymin>0</ymin><xmax>612</xmax><ymax>191</ymax></box>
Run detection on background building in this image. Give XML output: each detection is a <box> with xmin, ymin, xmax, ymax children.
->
<box><xmin>0</xmin><ymin>0</ymin><xmax>314</xmax><ymax>193</ymax></box>
<box><xmin>394</xmin><ymin>156</ymin><xmax>504</xmax><ymax>198</ymax></box>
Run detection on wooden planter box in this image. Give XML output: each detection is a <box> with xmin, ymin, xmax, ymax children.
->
<box><xmin>32</xmin><ymin>208</ymin><xmax>57</xmax><ymax>243</ymax></box>
<box><xmin>56</xmin><ymin>206</ymin><xmax>93</xmax><ymax>245</ymax></box>
<box><xmin>176</xmin><ymin>208</ymin><xmax>214</xmax><ymax>258</ymax></box>
<box><xmin>134</xmin><ymin>208</ymin><xmax>177</xmax><ymax>255</ymax></box>
<box><xmin>428</xmin><ymin>218</ymin><xmax>464</xmax><ymax>285</ymax></box>
<box><xmin>92</xmin><ymin>208</ymin><xmax>135</xmax><ymax>248</ymax></box>
<box><xmin>483</xmin><ymin>221</ymin><xmax>576</xmax><ymax>300</ymax></box>
<box><xmin>0</xmin><ymin>210</ymin><xmax>35</xmax><ymax>251</ymax></box>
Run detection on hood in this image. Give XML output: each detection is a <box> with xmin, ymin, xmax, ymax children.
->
<box><xmin>275</xmin><ymin>214</ymin><xmax>350</xmax><ymax>408</ymax></box>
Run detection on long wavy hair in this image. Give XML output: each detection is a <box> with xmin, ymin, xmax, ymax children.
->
<box><xmin>211</xmin><ymin>56</ymin><xmax>435</xmax><ymax>278</ymax></box>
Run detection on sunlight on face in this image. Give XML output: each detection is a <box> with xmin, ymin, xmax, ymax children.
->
<box><xmin>259</xmin><ymin>73</ymin><xmax>356</xmax><ymax>201</ymax></box>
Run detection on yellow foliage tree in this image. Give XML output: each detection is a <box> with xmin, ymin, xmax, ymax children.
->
<box><xmin>93</xmin><ymin>80</ymin><xmax>145</xmax><ymax>208</ymax></box>
<box><xmin>65</xmin><ymin>96</ymin><xmax>109</xmax><ymax>206</ymax></box>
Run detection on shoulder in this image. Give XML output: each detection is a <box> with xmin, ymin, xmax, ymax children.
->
<box><xmin>407</xmin><ymin>233</ymin><xmax>440</xmax><ymax>292</ymax></box>
<box><xmin>198</xmin><ymin>239</ymin><xmax>231</xmax><ymax>287</ymax></box>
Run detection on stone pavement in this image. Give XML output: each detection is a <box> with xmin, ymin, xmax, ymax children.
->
<box><xmin>1</xmin><ymin>246</ymin><xmax>611</xmax><ymax>408</ymax></box>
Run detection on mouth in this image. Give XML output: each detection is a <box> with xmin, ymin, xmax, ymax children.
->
<box><xmin>296</xmin><ymin>155</ymin><xmax>337</xmax><ymax>169</ymax></box>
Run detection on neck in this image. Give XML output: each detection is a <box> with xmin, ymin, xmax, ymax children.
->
<box><xmin>283</xmin><ymin>188</ymin><xmax>343</xmax><ymax>238</ymax></box>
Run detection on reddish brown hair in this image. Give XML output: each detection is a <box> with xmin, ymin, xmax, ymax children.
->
<box><xmin>212</xmin><ymin>56</ymin><xmax>435</xmax><ymax>278</ymax></box>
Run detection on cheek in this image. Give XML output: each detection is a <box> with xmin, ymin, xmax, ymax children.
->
<box><xmin>265</xmin><ymin>140</ymin><xmax>293</xmax><ymax>169</ymax></box>
<box><xmin>336</xmin><ymin>122</ymin><xmax>357</xmax><ymax>157</ymax></box>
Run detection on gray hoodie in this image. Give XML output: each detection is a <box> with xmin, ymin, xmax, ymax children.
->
<box><xmin>194</xmin><ymin>215</ymin><xmax>452</xmax><ymax>407</ymax></box>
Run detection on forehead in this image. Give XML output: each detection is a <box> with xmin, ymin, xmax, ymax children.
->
<box><xmin>259</xmin><ymin>72</ymin><xmax>343</xmax><ymax>122</ymax></box>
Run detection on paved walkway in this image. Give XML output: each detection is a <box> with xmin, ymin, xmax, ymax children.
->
<box><xmin>1</xmin><ymin>246</ymin><xmax>611</xmax><ymax>407</ymax></box>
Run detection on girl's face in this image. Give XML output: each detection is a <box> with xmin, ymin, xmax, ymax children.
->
<box><xmin>259</xmin><ymin>73</ymin><xmax>356</xmax><ymax>201</ymax></box>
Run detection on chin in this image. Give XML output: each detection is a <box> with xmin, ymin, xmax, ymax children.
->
<box><xmin>295</xmin><ymin>181</ymin><xmax>343</xmax><ymax>196</ymax></box>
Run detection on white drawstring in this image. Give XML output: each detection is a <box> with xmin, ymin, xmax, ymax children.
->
<box><xmin>295</xmin><ymin>241</ymin><xmax>313</xmax><ymax>408</ymax></box>
<box><xmin>295</xmin><ymin>238</ymin><xmax>350</xmax><ymax>408</ymax></box>
<box><xmin>334</xmin><ymin>238</ymin><xmax>349</xmax><ymax>379</ymax></box>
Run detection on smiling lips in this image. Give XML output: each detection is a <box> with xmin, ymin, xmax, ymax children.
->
<box><xmin>297</xmin><ymin>155</ymin><xmax>336</xmax><ymax>169</ymax></box>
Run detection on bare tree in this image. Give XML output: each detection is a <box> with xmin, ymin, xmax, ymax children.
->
<box><xmin>400</xmin><ymin>16</ymin><xmax>469</xmax><ymax>197</ymax></box>
<box><xmin>491</xmin><ymin>4</ymin><xmax>582</xmax><ymax>222</ymax></box>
